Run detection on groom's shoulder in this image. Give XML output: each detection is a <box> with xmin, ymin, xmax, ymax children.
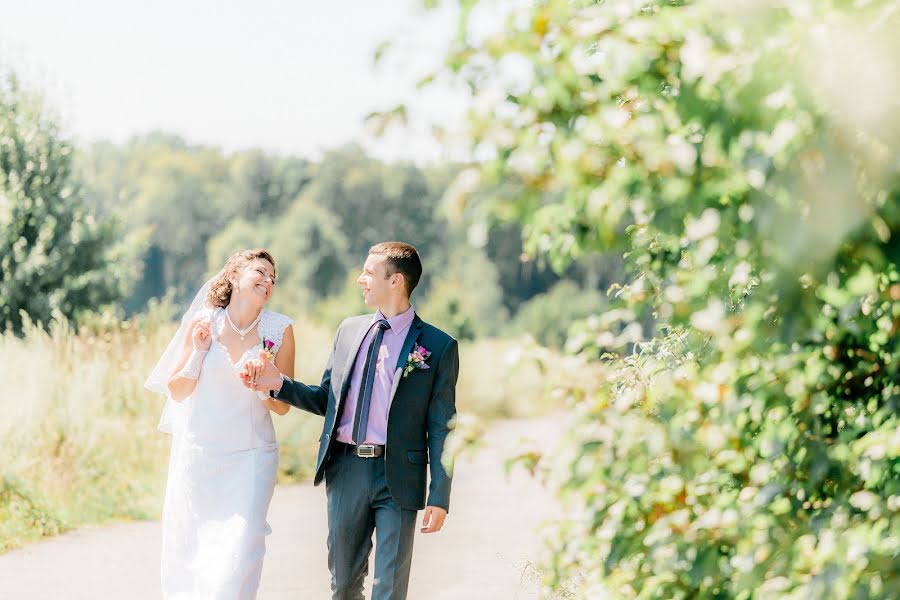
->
<box><xmin>336</xmin><ymin>314</ymin><xmax>372</xmax><ymax>334</ymax></box>
<box><xmin>343</xmin><ymin>314</ymin><xmax>372</xmax><ymax>327</ymax></box>
<box><xmin>416</xmin><ymin>317</ymin><xmax>456</xmax><ymax>350</ymax></box>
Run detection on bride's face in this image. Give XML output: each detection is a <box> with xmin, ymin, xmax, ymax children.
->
<box><xmin>232</xmin><ymin>259</ymin><xmax>276</xmax><ymax>304</ymax></box>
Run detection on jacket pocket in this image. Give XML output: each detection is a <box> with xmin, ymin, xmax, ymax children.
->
<box><xmin>406</xmin><ymin>450</ymin><xmax>428</xmax><ymax>465</ymax></box>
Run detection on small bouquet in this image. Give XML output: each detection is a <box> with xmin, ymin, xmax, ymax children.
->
<box><xmin>403</xmin><ymin>345</ymin><xmax>431</xmax><ymax>378</ymax></box>
<box><xmin>261</xmin><ymin>338</ymin><xmax>276</xmax><ymax>361</ymax></box>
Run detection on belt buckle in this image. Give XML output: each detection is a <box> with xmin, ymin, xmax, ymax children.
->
<box><xmin>357</xmin><ymin>444</ymin><xmax>377</xmax><ymax>458</ymax></box>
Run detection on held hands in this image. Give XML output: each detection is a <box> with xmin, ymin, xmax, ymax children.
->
<box><xmin>240</xmin><ymin>350</ymin><xmax>283</xmax><ymax>393</ymax></box>
<box><xmin>421</xmin><ymin>506</ymin><xmax>447</xmax><ymax>534</ymax></box>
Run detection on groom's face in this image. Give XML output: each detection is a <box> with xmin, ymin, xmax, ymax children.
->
<box><xmin>358</xmin><ymin>254</ymin><xmax>394</xmax><ymax>307</ymax></box>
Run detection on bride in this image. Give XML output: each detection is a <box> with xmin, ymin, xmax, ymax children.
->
<box><xmin>145</xmin><ymin>249</ymin><xmax>295</xmax><ymax>599</ymax></box>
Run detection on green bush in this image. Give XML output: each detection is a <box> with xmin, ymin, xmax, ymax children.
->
<box><xmin>419</xmin><ymin>242</ymin><xmax>508</xmax><ymax>340</ymax></box>
<box><xmin>0</xmin><ymin>477</ymin><xmax>62</xmax><ymax>552</ymax></box>
<box><xmin>434</xmin><ymin>0</ymin><xmax>900</xmax><ymax>597</ymax></box>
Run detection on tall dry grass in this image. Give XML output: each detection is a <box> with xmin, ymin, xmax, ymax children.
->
<box><xmin>0</xmin><ymin>311</ymin><xmax>557</xmax><ymax>552</ymax></box>
<box><xmin>0</xmin><ymin>314</ymin><xmax>173</xmax><ymax>551</ymax></box>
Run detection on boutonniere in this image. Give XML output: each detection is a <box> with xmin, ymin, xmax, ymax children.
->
<box><xmin>261</xmin><ymin>338</ymin><xmax>276</xmax><ymax>361</ymax></box>
<box><xmin>403</xmin><ymin>345</ymin><xmax>431</xmax><ymax>378</ymax></box>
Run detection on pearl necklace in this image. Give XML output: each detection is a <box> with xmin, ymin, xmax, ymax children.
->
<box><xmin>225</xmin><ymin>307</ymin><xmax>262</xmax><ymax>340</ymax></box>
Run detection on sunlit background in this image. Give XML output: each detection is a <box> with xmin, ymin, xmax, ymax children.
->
<box><xmin>0</xmin><ymin>0</ymin><xmax>469</xmax><ymax>161</ymax></box>
<box><xmin>1</xmin><ymin>0</ymin><xmax>898</xmax><ymax>598</ymax></box>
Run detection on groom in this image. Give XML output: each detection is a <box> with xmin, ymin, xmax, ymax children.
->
<box><xmin>246</xmin><ymin>241</ymin><xmax>458</xmax><ymax>600</ymax></box>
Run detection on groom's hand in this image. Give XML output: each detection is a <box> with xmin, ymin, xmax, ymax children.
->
<box><xmin>241</xmin><ymin>350</ymin><xmax>284</xmax><ymax>394</ymax></box>
<box><xmin>420</xmin><ymin>506</ymin><xmax>447</xmax><ymax>534</ymax></box>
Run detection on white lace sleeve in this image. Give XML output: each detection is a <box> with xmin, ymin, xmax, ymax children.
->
<box><xmin>259</xmin><ymin>310</ymin><xmax>294</xmax><ymax>356</ymax></box>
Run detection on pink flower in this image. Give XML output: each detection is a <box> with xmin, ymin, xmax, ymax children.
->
<box><xmin>403</xmin><ymin>345</ymin><xmax>431</xmax><ymax>378</ymax></box>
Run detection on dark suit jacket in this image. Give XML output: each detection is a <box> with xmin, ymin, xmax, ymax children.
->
<box><xmin>275</xmin><ymin>313</ymin><xmax>459</xmax><ymax>511</ymax></box>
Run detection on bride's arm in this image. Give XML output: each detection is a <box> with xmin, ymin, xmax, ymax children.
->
<box><xmin>166</xmin><ymin>317</ymin><xmax>211</xmax><ymax>402</ymax></box>
<box><xmin>263</xmin><ymin>325</ymin><xmax>294</xmax><ymax>416</ymax></box>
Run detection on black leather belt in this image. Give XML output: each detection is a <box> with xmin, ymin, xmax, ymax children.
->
<box><xmin>334</xmin><ymin>441</ymin><xmax>384</xmax><ymax>458</ymax></box>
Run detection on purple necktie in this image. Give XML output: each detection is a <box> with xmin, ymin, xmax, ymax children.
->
<box><xmin>352</xmin><ymin>319</ymin><xmax>391</xmax><ymax>445</ymax></box>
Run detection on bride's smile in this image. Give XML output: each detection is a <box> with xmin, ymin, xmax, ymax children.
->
<box><xmin>232</xmin><ymin>259</ymin><xmax>276</xmax><ymax>304</ymax></box>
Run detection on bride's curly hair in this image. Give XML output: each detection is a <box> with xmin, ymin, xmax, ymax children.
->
<box><xmin>207</xmin><ymin>249</ymin><xmax>276</xmax><ymax>308</ymax></box>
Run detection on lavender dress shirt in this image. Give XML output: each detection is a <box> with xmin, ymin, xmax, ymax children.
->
<box><xmin>335</xmin><ymin>305</ymin><xmax>416</xmax><ymax>445</ymax></box>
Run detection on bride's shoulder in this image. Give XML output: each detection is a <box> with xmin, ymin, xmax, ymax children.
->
<box><xmin>260</xmin><ymin>310</ymin><xmax>294</xmax><ymax>350</ymax></box>
<box><xmin>262</xmin><ymin>308</ymin><xmax>294</xmax><ymax>328</ymax></box>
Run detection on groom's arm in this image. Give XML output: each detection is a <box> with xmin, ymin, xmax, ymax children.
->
<box><xmin>272</xmin><ymin>326</ymin><xmax>342</xmax><ymax>417</ymax></box>
<box><xmin>425</xmin><ymin>337</ymin><xmax>459</xmax><ymax>513</ymax></box>
<box><xmin>274</xmin><ymin>365</ymin><xmax>330</xmax><ymax>416</ymax></box>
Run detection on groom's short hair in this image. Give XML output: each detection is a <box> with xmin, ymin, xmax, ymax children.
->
<box><xmin>369</xmin><ymin>242</ymin><xmax>422</xmax><ymax>297</ymax></box>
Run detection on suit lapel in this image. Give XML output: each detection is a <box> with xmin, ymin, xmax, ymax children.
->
<box><xmin>389</xmin><ymin>316</ymin><xmax>424</xmax><ymax>403</ymax></box>
<box><xmin>340</xmin><ymin>318</ymin><xmax>374</xmax><ymax>401</ymax></box>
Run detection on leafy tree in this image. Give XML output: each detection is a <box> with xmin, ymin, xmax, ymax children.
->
<box><xmin>511</xmin><ymin>280</ymin><xmax>606</xmax><ymax>349</ymax></box>
<box><xmin>206</xmin><ymin>219</ymin><xmax>262</xmax><ymax>273</ymax></box>
<box><xmin>306</xmin><ymin>145</ymin><xmax>447</xmax><ymax>270</ymax></box>
<box><xmin>80</xmin><ymin>136</ymin><xmax>314</xmax><ymax>311</ymax></box>
<box><xmin>433</xmin><ymin>0</ymin><xmax>900</xmax><ymax>597</ymax></box>
<box><xmin>0</xmin><ymin>70</ymin><xmax>139</xmax><ymax>333</ymax></box>
<box><xmin>79</xmin><ymin>134</ymin><xmax>242</xmax><ymax>306</ymax></box>
<box><xmin>206</xmin><ymin>197</ymin><xmax>351</xmax><ymax>314</ymax></box>
<box><xmin>130</xmin><ymin>146</ymin><xmax>241</xmax><ymax>300</ymax></box>
<box><xmin>481</xmin><ymin>222</ymin><xmax>565</xmax><ymax>313</ymax></box>
<box><xmin>76</xmin><ymin>125</ymin><xmax>628</xmax><ymax>323</ymax></box>
<box><xmin>229</xmin><ymin>150</ymin><xmax>311</xmax><ymax>219</ymax></box>
<box><xmin>419</xmin><ymin>242</ymin><xmax>508</xmax><ymax>340</ymax></box>
<box><xmin>267</xmin><ymin>197</ymin><xmax>352</xmax><ymax>312</ymax></box>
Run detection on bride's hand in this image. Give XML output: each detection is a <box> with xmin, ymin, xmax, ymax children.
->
<box><xmin>191</xmin><ymin>318</ymin><xmax>212</xmax><ymax>351</ymax></box>
<box><xmin>242</xmin><ymin>350</ymin><xmax>283</xmax><ymax>393</ymax></box>
<box><xmin>242</xmin><ymin>359</ymin><xmax>264</xmax><ymax>387</ymax></box>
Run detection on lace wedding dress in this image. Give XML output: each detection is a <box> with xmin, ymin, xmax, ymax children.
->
<box><xmin>160</xmin><ymin>307</ymin><xmax>292</xmax><ymax>600</ymax></box>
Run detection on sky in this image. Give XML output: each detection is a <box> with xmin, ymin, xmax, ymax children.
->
<box><xmin>0</xmin><ymin>0</ymin><xmax>470</xmax><ymax>163</ymax></box>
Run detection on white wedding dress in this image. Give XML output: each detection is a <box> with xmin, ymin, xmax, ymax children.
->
<box><xmin>160</xmin><ymin>307</ymin><xmax>292</xmax><ymax>600</ymax></box>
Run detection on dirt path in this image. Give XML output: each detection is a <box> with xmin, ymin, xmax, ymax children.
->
<box><xmin>0</xmin><ymin>418</ymin><xmax>559</xmax><ymax>599</ymax></box>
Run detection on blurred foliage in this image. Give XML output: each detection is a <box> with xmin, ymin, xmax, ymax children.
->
<box><xmin>511</xmin><ymin>280</ymin><xmax>606</xmax><ymax>349</ymax></box>
<box><xmin>205</xmin><ymin>198</ymin><xmax>351</xmax><ymax>314</ymax></box>
<box><xmin>0</xmin><ymin>70</ymin><xmax>142</xmax><ymax>334</ymax></box>
<box><xmin>431</xmin><ymin>0</ymin><xmax>900</xmax><ymax>597</ymax></box>
<box><xmin>420</xmin><ymin>240</ymin><xmax>508</xmax><ymax>340</ymax></box>
<box><xmin>267</xmin><ymin>198</ymin><xmax>353</xmax><ymax>311</ymax></box>
<box><xmin>86</xmin><ymin>134</ymin><xmax>246</xmax><ymax>304</ymax></box>
<box><xmin>75</xmin><ymin>134</ymin><xmax>615</xmax><ymax>336</ymax></box>
<box><xmin>206</xmin><ymin>218</ymin><xmax>262</xmax><ymax>276</ymax></box>
<box><xmin>305</xmin><ymin>146</ymin><xmax>446</xmax><ymax>263</ymax></box>
<box><xmin>228</xmin><ymin>149</ymin><xmax>312</xmax><ymax>220</ymax></box>
<box><xmin>312</xmin><ymin>271</ymin><xmax>370</xmax><ymax>331</ymax></box>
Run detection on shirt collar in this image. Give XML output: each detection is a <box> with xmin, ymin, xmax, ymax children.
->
<box><xmin>373</xmin><ymin>305</ymin><xmax>416</xmax><ymax>336</ymax></box>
